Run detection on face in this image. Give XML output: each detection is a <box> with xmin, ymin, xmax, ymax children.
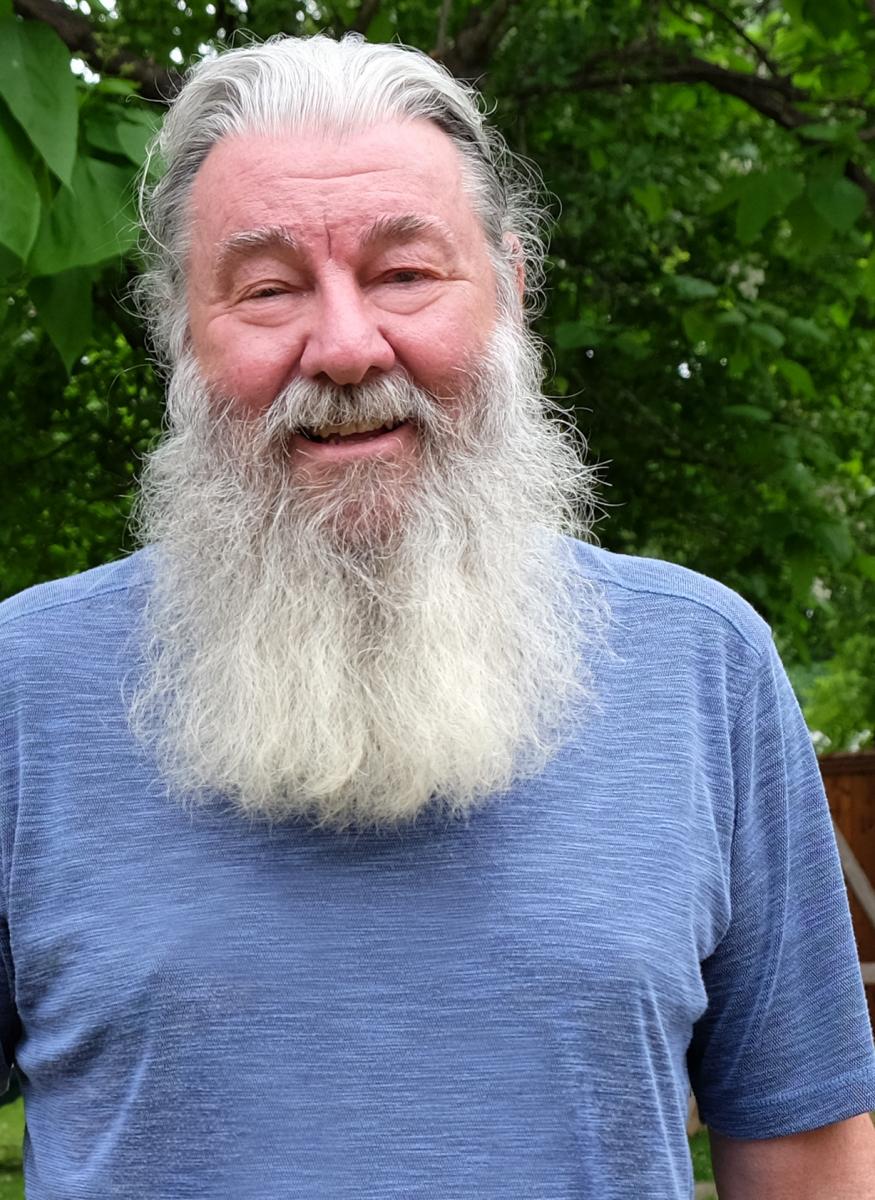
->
<box><xmin>186</xmin><ymin>119</ymin><xmax>501</xmax><ymax>485</ymax></box>
<box><xmin>136</xmin><ymin>123</ymin><xmax>602</xmax><ymax>830</ymax></box>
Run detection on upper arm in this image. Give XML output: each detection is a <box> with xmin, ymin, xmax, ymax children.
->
<box><xmin>688</xmin><ymin>641</ymin><xmax>875</xmax><ymax>1135</ymax></box>
<box><xmin>710</xmin><ymin>1114</ymin><xmax>875</xmax><ymax>1200</ymax></box>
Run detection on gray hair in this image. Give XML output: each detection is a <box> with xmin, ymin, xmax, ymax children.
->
<box><xmin>135</xmin><ymin>33</ymin><xmax>550</xmax><ymax>367</ymax></box>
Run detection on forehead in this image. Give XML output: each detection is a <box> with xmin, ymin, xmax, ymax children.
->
<box><xmin>188</xmin><ymin>119</ymin><xmax>486</xmax><ymax>263</ymax></box>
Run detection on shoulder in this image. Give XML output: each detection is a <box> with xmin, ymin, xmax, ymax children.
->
<box><xmin>567</xmin><ymin>538</ymin><xmax>773</xmax><ymax>659</ymax></box>
<box><xmin>0</xmin><ymin>550</ymin><xmax>152</xmax><ymax>640</ymax></box>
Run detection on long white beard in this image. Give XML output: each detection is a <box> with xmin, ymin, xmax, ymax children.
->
<box><xmin>129</xmin><ymin>317</ymin><xmax>609</xmax><ymax>832</ymax></box>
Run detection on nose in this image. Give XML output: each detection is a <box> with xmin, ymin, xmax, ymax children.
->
<box><xmin>298</xmin><ymin>274</ymin><xmax>396</xmax><ymax>385</ymax></box>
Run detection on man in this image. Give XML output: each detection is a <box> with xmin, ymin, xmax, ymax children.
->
<box><xmin>1</xmin><ymin>33</ymin><xmax>873</xmax><ymax>1200</ymax></box>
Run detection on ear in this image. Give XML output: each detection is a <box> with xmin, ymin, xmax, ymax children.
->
<box><xmin>503</xmin><ymin>232</ymin><xmax>526</xmax><ymax>302</ymax></box>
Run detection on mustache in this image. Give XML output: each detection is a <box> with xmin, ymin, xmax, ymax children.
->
<box><xmin>225</xmin><ymin>371</ymin><xmax>461</xmax><ymax>447</ymax></box>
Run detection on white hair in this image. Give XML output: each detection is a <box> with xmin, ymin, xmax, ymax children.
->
<box><xmin>129</xmin><ymin>316</ymin><xmax>609</xmax><ymax>833</ymax></box>
<box><xmin>135</xmin><ymin>33</ymin><xmax>550</xmax><ymax>367</ymax></box>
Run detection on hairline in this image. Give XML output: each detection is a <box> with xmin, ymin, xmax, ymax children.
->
<box><xmin>135</xmin><ymin>37</ymin><xmax>546</xmax><ymax>366</ymax></box>
<box><xmin>179</xmin><ymin>116</ymin><xmax>513</xmax><ymax>308</ymax></box>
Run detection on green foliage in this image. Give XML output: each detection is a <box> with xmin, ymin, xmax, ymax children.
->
<box><xmin>2</xmin><ymin>0</ymin><xmax>875</xmax><ymax>749</ymax></box>
<box><xmin>688</xmin><ymin>1129</ymin><xmax>714</xmax><ymax>1182</ymax></box>
<box><xmin>28</xmin><ymin>269</ymin><xmax>92</xmax><ymax>372</ymax></box>
<box><xmin>0</xmin><ymin>1095</ymin><xmax>22</xmax><ymax>1199</ymax></box>
<box><xmin>0</xmin><ymin>17</ymin><xmax>77</xmax><ymax>184</ymax></box>
<box><xmin>0</xmin><ymin>111</ymin><xmax>40</xmax><ymax>261</ymax></box>
<box><xmin>0</xmin><ymin>288</ymin><xmax>160</xmax><ymax>598</ymax></box>
<box><xmin>29</xmin><ymin>156</ymin><xmax>137</xmax><ymax>275</ymax></box>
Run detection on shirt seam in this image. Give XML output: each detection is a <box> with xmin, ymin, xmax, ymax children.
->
<box><xmin>726</xmin><ymin>641</ymin><xmax>773</xmax><ymax>741</ymax></box>
<box><xmin>579</xmin><ymin>563</ymin><xmax>770</xmax><ymax>655</ymax></box>
<box><xmin>702</xmin><ymin>1061</ymin><xmax>875</xmax><ymax>1117</ymax></box>
<box><xmin>0</xmin><ymin>578</ymin><xmax>147</xmax><ymax>632</ymax></box>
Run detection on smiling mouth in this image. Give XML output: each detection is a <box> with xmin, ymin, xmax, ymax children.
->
<box><xmin>299</xmin><ymin>418</ymin><xmax>408</xmax><ymax>444</ymax></box>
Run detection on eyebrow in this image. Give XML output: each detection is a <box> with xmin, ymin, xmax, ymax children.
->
<box><xmin>213</xmin><ymin>214</ymin><xmax>455</xmax><ymax>282</ymax></box>
<box><xmin>359</xmin><ymin>214</ymin><xmax>456</xmax><ymax>251</ymax></box>
<box><xmin>214</xmin><ymin>225</ymin><xmax>299</xmax><ymax>283</ymax></box>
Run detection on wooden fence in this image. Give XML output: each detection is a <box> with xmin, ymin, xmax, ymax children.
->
<box><xmin>821</xmin><ymin>751</ymin><xmax>875</xmax><ymax>1031</ymax></box>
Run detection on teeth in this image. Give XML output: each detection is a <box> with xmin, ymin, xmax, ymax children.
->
<box><xmin>307</xmin><ymin>419</ymin><xmax>401</xmax><ymax>440</ymax></box>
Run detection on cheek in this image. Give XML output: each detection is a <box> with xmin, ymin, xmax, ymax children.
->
<box><xmin>197</xmin><ymin>324</ymin><xmax>296</xmax><ymax>414</ymax></box>
<box><xmin>398</xmin><ymin>307</ymin><xmax>493</xmax><ymax>391</ymax></box>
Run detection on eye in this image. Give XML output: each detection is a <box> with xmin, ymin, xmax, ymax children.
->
<box><xmin>383</xmin><ymin>269</ymin><xmax>428</xmax><ymax>285</ymax></box>
<box><xmin>246</xmin><ymin>285</ymin><xmax>288</xmax><ymax>300</ymax></box>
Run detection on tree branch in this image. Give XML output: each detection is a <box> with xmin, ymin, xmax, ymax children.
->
<box><xmin>671</xmin><ymin>0</ymin><xmax>781</xmax><ymax>76</ymax></box>
<box><xmin>514</xmin><ymin>42</ymin><xmax>875</xmax><ymax>214</ymax></box>
<box><xmin>439</xmin><ymin>0</ymin><xmax>520</xmax><ymax>79</ymax></box>
<box><xmin>538</xmin><ymin>47</ymin><xmax>812</xmax><ymax>130</ymax></box>
<box><xmin>351</xmin><ymin>0</ymin><xmax>381</xmax><ymax>35</ymax></box>
<box><xmin>12</xmin><ymin>0</ymin><xmax>875</xmax><ymax>219</ymax></box>
<box><xmin>214</xmin><ymin>0</ymin><xmax>238</xmax><ymax>46</ymax></box>
<box><xmin>12</xmin><ymin>0</ymin><xmax>181</xmax><ymax>102</ymax></box>
<box><xmin>435</xmin><ymin>0</ymin><xmax>453</xmax><ymax>58</ymax></box>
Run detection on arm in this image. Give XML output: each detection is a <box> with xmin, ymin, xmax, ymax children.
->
<box><xmin>710</xmin><ymin>1113</ymin><xmax>875</xmax><ymax>1200</ymax></box>
<box><xmin>689</xmin><ymin>642</ymin><xmax>875</xmax><ymax>1146</ymax></box>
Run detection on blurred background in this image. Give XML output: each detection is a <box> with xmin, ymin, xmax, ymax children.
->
<box><xmin>1</xmin><ymin>0</ymin><xmax>874</xmax><ymax>748</ymax></box>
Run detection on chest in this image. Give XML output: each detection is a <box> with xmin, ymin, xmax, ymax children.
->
<box><xmin>9</xmin><ymin>756</ymin><xmax>728</xmax><ymax>1081</ymax></box>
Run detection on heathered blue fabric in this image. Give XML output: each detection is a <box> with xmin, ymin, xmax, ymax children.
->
<box><xmin>1</xmin><ymin>540</ymin><xmax>873</xmax><ymax>1200</ymax></box>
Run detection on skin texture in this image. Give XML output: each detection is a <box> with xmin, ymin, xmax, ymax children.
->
<box><xmin>710</xmin><ymin>1112</ymin><xmax>875</xmax><ymax>1198</ymax></box>
<box><xmin>186</xmin><ymin>119</ymin><xmax>501</xmax><ymax>485</ymax></box>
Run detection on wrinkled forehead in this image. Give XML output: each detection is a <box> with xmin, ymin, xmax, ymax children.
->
<box><xmin>186</xmin><ymin>119</ymin><xmax>491</xmax><ymax>268</ymax></box>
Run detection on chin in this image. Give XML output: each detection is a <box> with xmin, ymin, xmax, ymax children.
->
<box><xmin>296</xmin><ymin>462</ymin><xmax>419</xmax><ymax>550</ymax></box>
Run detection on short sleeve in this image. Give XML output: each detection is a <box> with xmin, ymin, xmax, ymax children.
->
<box><xmin>688</xmin><ymin>639</ymin><xmax>875</xmax><ymax>1138</ymax></box>
<box><xmin>0</xmin><ymin>707</ymin><xmax>21</xmax><ymax>1095</ymax></box>
<box><xmin>0</xmin><ymin>923</ymin><xmax>16</xmax><ymax>1097</ymax></box>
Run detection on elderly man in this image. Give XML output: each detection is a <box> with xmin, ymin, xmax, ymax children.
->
<box><xmin>1</xmin><ymin>33</ymin><xmax>873</xmax><ymax>1200</ymax></box>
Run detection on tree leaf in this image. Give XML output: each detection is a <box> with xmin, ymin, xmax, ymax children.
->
<box><xmin>724</xmin><ymin>403</ymin><xmax>772</xmax><ymax>422</ymax></box>
<box><xmin>704</xmin><ymin>176</ymin><xmax>745</xmax><ymax>214</ymax></box>
<box><xmin>681</xmin><ymin>308</ymin><xmax>713</xmax><ymax>345</ymax></box>
<box><xmin>807</xmin><ymin>176</ymin><xmax>866</xmax><ymax>232</ymax></box>
<box><xmin>365</xmin><ymin>9</ymin><xmax>395</xmax><ymax>41</ymax></box>
<box><xmin>815</xmin><ymin>521</ymin><xmax>854</xmax><ymax>564</ymax></box>
<box><xmin>28</xmin><ymin>268</ymin><xmax>92</xmax><ymax>372</ymax></box>
<box><xmin>854</xmin><ymin>554</ymin><xmax>875</xmax><ymax>583</ymax></box>
<box><xmin>115</xmin><ymin>110</ymin><xmax>162</xmax><ymax>166</ymax></box>
<box><xmin>95</xmin><ymin>78</ymin><xmax>139</xmax><ymax>96</ymax></box>
<box><xmin>736</xmin><ymin>169</ymin><xmax>804</xmax><ymax>243</ymax></box>
<box><xmin>28</xmin><ymin>156</ymin><xmax>136</xmax><ymax>275</ymax></box>
<box><xmin>749</xmin><ymin>321</ymin><xmax>785</xmax><ymax>349</ymax></box>
<box><xmin>84</xmin><ymin>106</ymin><xmax>160</xmax><ymax>167</ymax></box>
<box><xmin>0</xmin><ymin>242</ymin><xmax>21</xmax><ymax>283</ymax></box>
<box><xmin>784</xmin><ymin>194</ymin><xmax>833</xmax><ymax>256</ymax></box>
<box><xmin>804</xmin><ymin>0</ymin><xmax>856</xmax><ymax>38</ymax></box>
<box><xmin>715</xmin><ymin>308</ymin><xmax>746</xmax><ymax>327</ymax></box>
<box><xmin>671</xmin><ymin>274</ymin><xmax>718</xmax><ymax>299</ymax></box>
<box><xmin>83</xmin><ymin>109</ymin><xmax>126</xmax><ymax>157</ymax></box>
<box><xmin>727</xmin><ymin>351</ymin><xmax>751</xmax><ymax>378</ymax></box>
<box><xmin>613</xmin><ymin>329</ymin><xmax>650</xmax><ymax>359</ymax></box>
<box><xmin>0</xmin><ymin>105</ymin><xmax>40</xmax><ymax>261</ymax></box>
<box><xmin>631</xmin><ymin>183</ymin><xmax>665</xmax><ymax>223</ymax></box>
<box><xmin>0</xmin><ymin>18</ymin><xmax>77</xmax><ymax>185</ymax></box>
<box><xmin>787</xmin><ymin>316</ymin><xmax>830</xmax><ymax>344</ymax></box>
<box><xmin>787</xmin><ymin>550</ymin><xmax>819</xmax><ymax>603</ymax></box>
<box><xmin>554</xmin><ymin>320</ymin><xmax>601</xmax><ymax>349</ymax></box>
<box><xmin>776</xmin><ymin>357</ymin><xmax>815</xmax><ymax>398</ymax></box>
<box><xmin>796</xmin><ymin>122</ymin><xmax>844</xmax><ymax>142</ymax></box>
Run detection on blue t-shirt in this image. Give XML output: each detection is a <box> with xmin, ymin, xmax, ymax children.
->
<box><xmin>1</xmin><ymin>542</ymin><xmax>873</xmax><ymax>1199</ymax></box>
